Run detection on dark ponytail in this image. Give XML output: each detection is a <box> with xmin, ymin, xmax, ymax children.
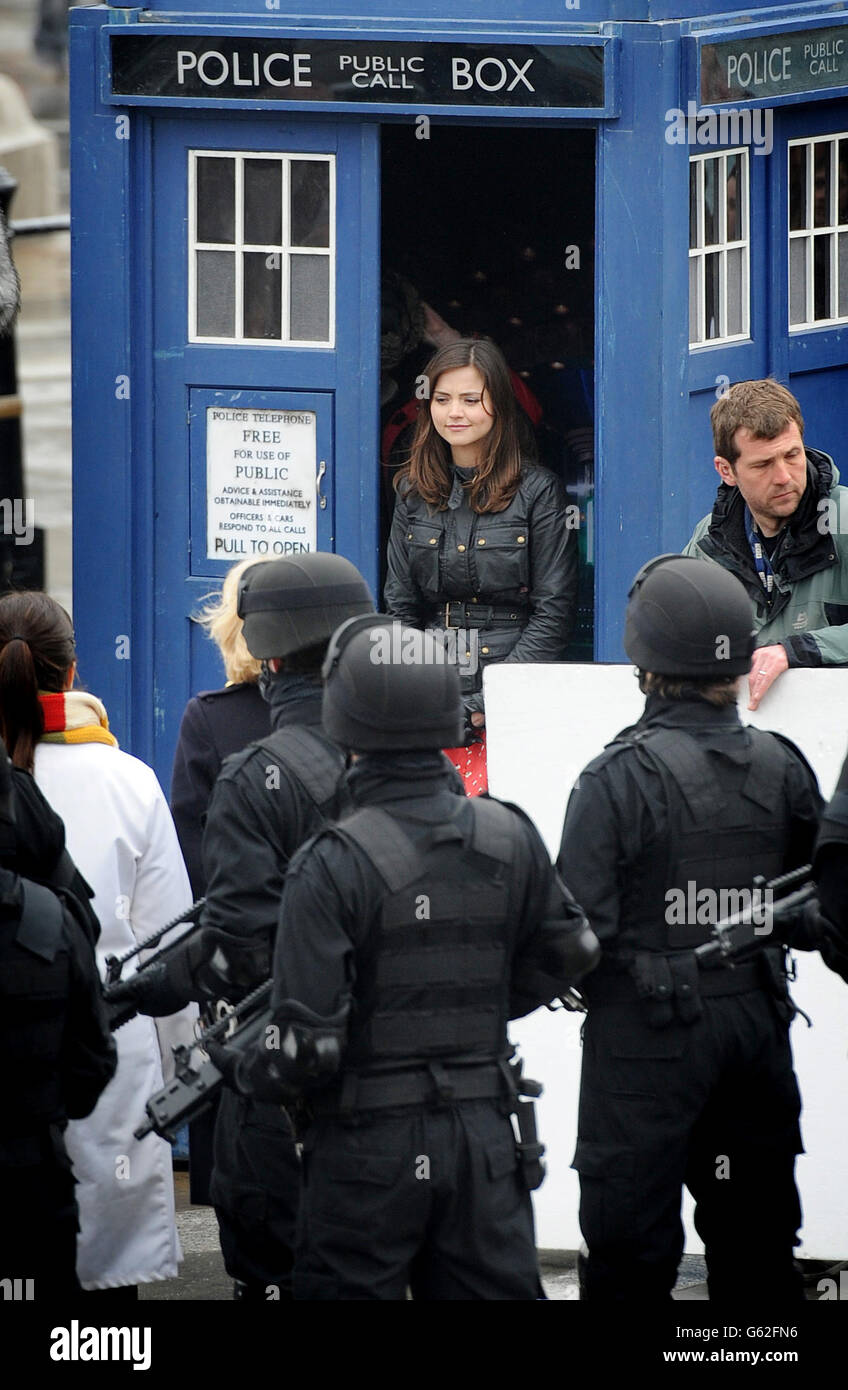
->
<box><xmin>0</xmin><ymin>592</ymin><xmax>76</xmax><ymax>772</ymax></box>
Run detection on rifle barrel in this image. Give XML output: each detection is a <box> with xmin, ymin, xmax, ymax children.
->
<box><xmin>104</xmin><ymin>898</ymin><xmax>206</xmax><ymax>982</ymax></box>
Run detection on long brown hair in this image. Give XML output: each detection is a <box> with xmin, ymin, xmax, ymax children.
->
<box><xmin>0</xmin><ymin>591</ymin><xmax>76</xmax><ymax>771</ymax></box>
<box><xmin>396</xmin><ymin>338</ymin><xmax>523</xmax><ymax>513</ymax></box>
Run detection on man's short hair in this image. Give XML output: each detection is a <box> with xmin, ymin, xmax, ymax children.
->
<box><xmin>639</xmin><ymin>671</ymin><xmax>740</xmax><ymax>708</ymax></box>
<box><xmin>710</xmin><ymin>379</ymin><xmax>804</xmax><ymax>465</ymax></box>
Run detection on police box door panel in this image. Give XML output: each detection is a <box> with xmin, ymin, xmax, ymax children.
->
<box><xmin>151</xmin><ymin>116</ymin><xmax>378</xmax><ymax>780</ymax></box>
<box><xmin>774</xmin><ymin>101</ymin><xmax>848</xmax><ymax>445</ymax></box>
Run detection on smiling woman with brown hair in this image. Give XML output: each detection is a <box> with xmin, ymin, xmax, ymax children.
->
<box><xmin>384</xmin><ymin>336</ymin><xmax>577</xmax><ymax>791</ymax></box>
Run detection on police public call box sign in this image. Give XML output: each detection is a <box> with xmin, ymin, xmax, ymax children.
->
<box><xmin>110</xmin><ymin>35</ymin><xmax>605</xmax><ymax>109</ymax></box>
<box><xmin>206</xmin><ymin>406</ymin><xmax>317</xmax><ymax>560</ymax></box>
<box><xmin>701</xmin><ymin>24</ymin><xmax>848</xmax><ymax>103</ymax></box>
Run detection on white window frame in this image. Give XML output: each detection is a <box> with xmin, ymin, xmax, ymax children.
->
<box><xmin>188</xmin><ymin>150</ymin><xmax>336</xmax><ymax>347</ymax></box>
<box><xmin>788</xmin><ymin>133</ymin><xmax>848</xmax><ymax>332</ymax></box>
<box><xmin>688</xmin><ymin>147</ymin><xmax>750</xmax><ymax>348</ymax></box>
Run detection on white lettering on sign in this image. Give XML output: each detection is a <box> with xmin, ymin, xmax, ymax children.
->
<box><xmin>176</xmin><ymin>49</ymin><xmax>313</xmax><ymax>88</ymax></box>
<box><xmin>804</xmin><ymin>38</ymin><xmax>845</xmax><ymax>76</ymax></box>
<box><xmin>451</xmin><ymin>56</ymin><xmax>535</xmax><ymax>93</ymax></box>
<box><xmin>206</xmin><ymin>406</ymin><xmax>318</xmax><ymax>558</ymax></box>
<box><xmin>726</xmin><ymin>46</ymin><xmax>791</xmax><ymax>89</ymax></box>
<box><xmin>338</xmin><ymin>52</ymin><xmax>425</xmax><ymax>91</ymax></box>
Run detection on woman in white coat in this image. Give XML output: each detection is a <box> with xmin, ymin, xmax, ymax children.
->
<box><xmin>0</xmin><ymin>591</ymin><xmax>196</xmax><ymax>1296</ymax></box>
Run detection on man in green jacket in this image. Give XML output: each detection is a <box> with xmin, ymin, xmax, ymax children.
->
<box><xmin>683</xmin><ymin>378</ymin><xmax>848</xmax><ymax>710</ymax></box>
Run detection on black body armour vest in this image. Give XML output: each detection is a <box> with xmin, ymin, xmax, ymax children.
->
<box><xmin>0</xmin><ymin>881</ymin><xmax>70</xmax><ymax>1142</ymax></box>
<box><xmin>332</xmin><ymin>797</ymin><xmax>519</xmax><ymax>1071</ymax></box>
<box><xmin>611</xmin><ymin>725</ymin><xmax>792</xmax><ymax>952</ymax></box>
<box><xmin>253</xmin><ymin>725</ymin><xmax>350</xmax><ymax>827</ymax></box>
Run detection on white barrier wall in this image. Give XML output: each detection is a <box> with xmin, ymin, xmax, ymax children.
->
<box><xmin>485</xmin><ymin>664</ymin><xmax>848</xmax><ymax>1259</ymax></box>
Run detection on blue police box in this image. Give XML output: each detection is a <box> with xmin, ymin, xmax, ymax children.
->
<box><xmin>69</xmin><ymin>0</ymin><xmax>848</xmax><ymax>785</ymax></box>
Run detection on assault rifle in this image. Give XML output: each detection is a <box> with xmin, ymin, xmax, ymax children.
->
<box><xmin>134</xmin><ymin>979</ymin><xmax>273</xmax><ymax>1143</ymax></box>
<box><xmin>694</xmin><ymin>864</ymin><xmax>816</xmax><ymax>968</ymax></box>
<box><xmin>102</xmin><ymin>899</ymin><xmax>206</xmax><ymax>1030</ymax></box>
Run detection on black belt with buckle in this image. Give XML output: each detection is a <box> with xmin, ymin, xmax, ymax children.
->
<box><xmin>309</xmin><ymin>1062</ymin><xmax>506</xmax><ymax>1115</ymax></box>
<box><xmin>441</xmin><ymin>601</ymin><xmax>528</xmax><ymax>629</ymax></box>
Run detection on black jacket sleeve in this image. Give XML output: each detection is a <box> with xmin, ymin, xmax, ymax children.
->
<box><xmin>200</xmin><ymin>750</ymin><xmax>304</xmax><ymax>947</ymax></box>
<box><xmin>60</xmin><ymin>906</ymin><xmax>118</xmax><ymax>1119</ymax></box>
<box><xmin>500</xmin><ymin>471</ymin><xmax>578</xmax><ymax>667</ymax></box>
<box><xmin>509</xmin><ymin>808</ymin><xmax>599</xmax><ymax>1017</ymax></box>
<box><xmin>171</xmin><ymin>698</ymin><xmax>219</xmax><ymax>899</ymax></box>
<box><xmin>812</xmin><ymin>747</ymin><xmax>848</xmax><ymax>977</ymax></box>
<box><xmin>384</xmin><ymin>488</ymin><xmax>427</xmax><ymax>626</ymax></box>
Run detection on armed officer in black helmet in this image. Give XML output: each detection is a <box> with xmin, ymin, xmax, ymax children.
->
<box><xmin>557</xmin><ymin>556</ymin><xmax>824</xmax><ymax>1302</ymax></box>
<box><xmin>220</xmin><ymin>615</ymin><xmax>600</xmax><ymax>1300</ymax></box>
<box><xmin>111</xmin><ymin>552</ymin><xmax>374</xmax><ymax>1299</ymax></box>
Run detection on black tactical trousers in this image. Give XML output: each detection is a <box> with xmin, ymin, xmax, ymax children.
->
<box><xmin>210</xmin><ymin>1090</ymin><xmax>300</xmax><ymax>1299</ymax></box>
<box><xmin>294</xmin><ymin>1100</ymin><xmax>540</xmax><ymax>1300</ymax></box>
<box><xmin>2</xmin><ymin>1160</ymin><xmax>81</xmax><ymax>1299</ymax></box>
<box><xmin>573</xmin><ymin>991</ymin><xmax>804</xmax><ymax>1302</ymax></box>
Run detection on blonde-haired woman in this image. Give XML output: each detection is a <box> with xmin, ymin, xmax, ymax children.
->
<box><xmin>170</xmin><ymin>557</ymin><xmax>271</xmax><ymax>897</ymax></box>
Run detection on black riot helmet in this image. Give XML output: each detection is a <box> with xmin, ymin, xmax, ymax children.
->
<box><xmin>624</xmin><ymin>554</ymin><xmax>756</xmax><ymax>678</ymax></box>
<box><xmin>237</xmin><ymin>553</ymin><xmax>374</xmax><ymax>660</ymax></box>
<box><xmin>322</xmin><ymin>616</ymin><xmax>464</xmax><ymax>751</ymax></box>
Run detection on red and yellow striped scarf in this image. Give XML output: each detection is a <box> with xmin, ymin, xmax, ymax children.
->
<box><xmin>38</xmin><ymin>691</ymin><xmax>119</xmax><ymax>748</ymax></box>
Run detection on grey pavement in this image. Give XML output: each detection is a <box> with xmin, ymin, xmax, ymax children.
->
<box><xmin>144</xmin><ymin>1170</ymin><xmax>712</xmax><ymax>1301</ymax></box>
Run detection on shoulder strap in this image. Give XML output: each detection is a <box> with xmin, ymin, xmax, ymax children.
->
<box><xmin>333</xmin><ymin>807</ymin><xmax>428</xmax><ymax>893</ymax></box>
<box><xmin>468</xmin><ymin>795</ymin><xmax>519</xmax><ymax>864</ymax></box>
<box><xmin>16</xmin><ymin>880</ymin><xmax>65</xmax><ymax>963</ymax></box>
<box><xmin>333</xmin><ymin>796</ymin><xmax>519</xmax><ymax>890</ymax></box>
<box><xmin>610</xmin><ymin>726</ymin><xmax>727</xmax><ymax>821</ymax></box>
<box><xmin>254</xmin><ymin>727</ymin><xmax>345</xmax><ymax>816</ymax></box>
<box><xmin>740</xmin><ymin>726</ymin><xmax>793</xmax><ymax>812</ymax></box>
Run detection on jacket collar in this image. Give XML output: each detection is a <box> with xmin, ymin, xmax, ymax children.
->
<box><xmin>345</xmin><ymin>751</ymin><xmax>464</xmax><ymax>816</ymax></box>
<box><xmin>640</xmin><ymin>692</ymin><xmax>742</xmax><ymax>730</ymax></box>
<box><xmin>261</xmin><ymin>671</ymin><xmax>324</xmax><ymax>731</ymax></box>
<box><xmin>699</xmin><ymin>448</ymin><xmax>839</xmax><ymax>607</ymax></box>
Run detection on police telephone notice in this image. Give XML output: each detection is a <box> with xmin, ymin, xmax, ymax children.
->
<box><xmin>701</xmin><ymin>24</ymin><xmax>848</xmax><ymax>102</ymax></box>
<box><xmin>206</xmin><ymin>406</ymin><xmax>317</xmax><ymax>560</ymax></box>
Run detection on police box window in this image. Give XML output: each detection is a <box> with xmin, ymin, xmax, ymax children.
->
<box><xmin>788</xmin><ymin>134</ymin><xmax>848</xmax><ymax>331</ymax></box>
<box><xmin>188</xmin><ymin>151</ymin><xmax>335</xmax><ymax>347</ymax></box>
<box><xmin>688</xmin><ymin>148</ymin><xmax>749</xmax><ymax>348</ymax></box>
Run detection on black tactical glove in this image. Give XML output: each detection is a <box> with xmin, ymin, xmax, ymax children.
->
<box><xmin>106</xmin><ymin>928</ymin><xmax>271</xmax><ymax>1025</ymax></box>
<box><xmin>204</xmin><ymin>1038</ymin><xmax>253</xmax><ymax>1096</ymax></box>
<box><xmin>245</xmin><ymin>997</ymin><xmax>351</xmax><ymax>1102</ymax></box>
<box><xmin>106</xmin><ymin>960</ymin><xmax>194</xmax><ymax>1026</ymax></box>
<box><xmin>778</xmin><ymin>897</ymin><xmax>830</xmax><ymax>952</ymax></box>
